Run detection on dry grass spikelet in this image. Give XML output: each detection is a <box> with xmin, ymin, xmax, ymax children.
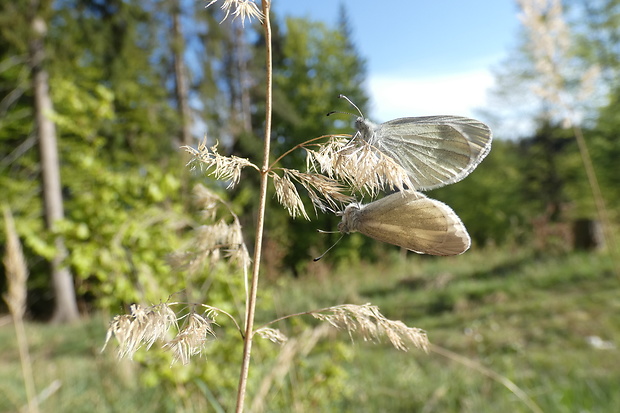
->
<box><xmin>2</xmin><ymin>207</ymin><xmax>28</xmax><ymax>319</ymax></box>
<box><xmin>163</xmin><ymin>312</ymin><xmax>216</xmax><ymax>365</ymax></box>
<box><xmin>168</xmin><ymin>184</ymin><xmax>250</xmax><ymax>273</ymax></box>
<box><xmin>193</xmin><ymin>183</ymin><xmax>222</xmax><ymax>221</ymax></box>
<box><xmin>307</xmin><ymin>136</ymin><xmax>413</xmax><ymax>196</ymax></box>
<box><xmin>255</xmin><ymin>327</ymin><xmax>288</xmax><ymax>345</ymax></box>
<box><xmin>304</xmin><ymin>135</ymin><xmax>349</xmax><ymax>176</ymax></box>
<box><xmin>104</xmin><ymin>304</ymin><xmax>218</xmax><ymax>365</ymax></box>
<box><xmin>312</xmin><ymin>303</ymin><xmax>429</xmax><ymax>352</ymax></box>
<box><xmin>206</xmin><ymin>0</ymin><xmax>264</xmax><ymax>26</ymax></box>
<box><xmin>103</xmin><ymin>304</ymin><xmax>179</xmax><ymax>359</ymax></box>
<box><xmin>184</xmin><ymin>140</ymin><xmax>257</xmax><ymax>189</ymax></box>
<box><xmin>272</xmin><ymin>171</ymin><xmax>309</xmax><ymax>220</ymax></box>
<box><xmin>276</xmin><ymin>168</ymin><xmax>354</xmax><ymax>214</ymax></box>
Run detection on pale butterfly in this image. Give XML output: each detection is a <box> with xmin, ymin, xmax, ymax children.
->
<box><xmin>337</xmin><ymin>190</ymin><xmax>470</xmax><ymax>256</ymax></box>
<box><xmin>335</xmin><ymin>95</ymin><xmax>492</xmax><ymax>191</ymax></box>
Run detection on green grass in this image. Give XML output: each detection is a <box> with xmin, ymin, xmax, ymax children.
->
<box><xmin>0</xmin><ymin>316</ymin><xmax>165</xmax><ymax>412</ymax></box>
<box><xmin>268</xmin><ymin>247</ymin><xmax>620</xmax><ymax>412</ymax></box>
<box><xmin>1</xmin><ymin>247</ymin><xmax>619</xmax><ymax>412</ymax></box>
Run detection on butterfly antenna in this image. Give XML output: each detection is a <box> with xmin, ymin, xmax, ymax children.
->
<box><xmin>313</xmin><ymin>234</ymin><xmax>344</xmax><ymax>262</ymax></box>
<box><xmin>326</xmin><ymin>110</ymin><xmax>356</xmax><ymax>118</ymax></box>
<box><xmin>338</xmin><ymin>94</ymin><xmax>364</xmax><ymax>117</ymax></box>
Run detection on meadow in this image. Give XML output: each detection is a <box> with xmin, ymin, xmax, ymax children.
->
<box><xmin>1</xmin><ymin>246</ymin><xmax>617</xmax><ymax>412</ymax></box>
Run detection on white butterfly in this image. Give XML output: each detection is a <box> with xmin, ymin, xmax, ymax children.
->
<box><xmin>338</xmin><ymin>95</ymin><xmax>492</xmax><ymax>191</ymax></box>
<box><xmin>338</xmin><ymin>190</ymin><xmax>470</xmax><ymax>256</ymax></box>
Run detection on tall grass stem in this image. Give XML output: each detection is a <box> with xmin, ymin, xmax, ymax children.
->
<box><xmin>235</xmin><ymin>1</ymin><xmax>273</xmax><ymax>411</ymax></box>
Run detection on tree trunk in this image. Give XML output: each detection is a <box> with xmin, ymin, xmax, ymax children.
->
<box><xmin>29</xmin><ymin>3</ymin><xmax>80</xmax><ymax>323</ymax></box>
<box><xmin>171</xmin><ymin>3</ymin><xmax>192</xmax><ymax>147</ymax></box>
<box><xmin>234</xmin><ymin>24</ymin><xmax>252</xmax><ymax>134</ymax></box>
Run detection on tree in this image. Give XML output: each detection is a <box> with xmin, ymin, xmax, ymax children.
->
<box><xmin>170</xmin><ymin>0</ymin><xmax>192</xmax><ymax>147</ymax></box>
<box><xmin>1</xmin><ymin>0</ymin><xmax>185</xmax><ymax>317</ymax></box>
<box><xmin>28</xmin><ymin>0</ymin><xmax>79</xmax><ymax>322</ymax></box>
<box><xmin>570</xmin><ymin>0</ymin><xmax>620</xmax><ymax>87</ymax></box>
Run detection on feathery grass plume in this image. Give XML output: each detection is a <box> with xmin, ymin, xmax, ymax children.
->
<box><xmin>104</xmin><ymin>304</ymin><xmax>218</xmax><ymax>365</ymax></box>
<box><xmin>170</xmin><ymin>218</ymin><xmax>250</xmax><ymax>274</ymax></box>
<box><xmin>194</xmin><ymin>184</ymin><xmax>249</xmax><ymax>266</ymax></box>
<box><xmin>228</xmin><ymin>229</ymin><xmax>251</xmax><ymax>269</ymax></box>
<box><xmin>272</xmin><ymin>171</ymin><xmax>310</xmax><ymax>220</ymax></box>
<box><xmin>306</xmin><ymin>135</ymin><xmax>413</xmax><ymax>196</ymax></box>
<box><xmin>312</xmin><ymin>303</ymin><xmax>429</xmax><ymax>352</ymax></box>
<box><xmin>518</xmin><ymin>0</ymin><xmax>572</xmax><ymax>118</ymax></box>
<box><xmin>103</xmin><ymin>303</ymin><xmax>179</xmax><ymax>359</ymax></box>
<box><xmin>3</xmin><ymin>206</ymin><xmax>28</xmax><ymax>319</ymax></box>
<box><xmin>303</xmin><ymin>135</ymin><xmax>349</xmax><ymax>175</ymax></box>
<box><xmin>517</xmin><ymin>0</ymin><xmax>601</xmax><ymax>124</ymax></box>
<box><xmin>274</xmin><ymin>168</ymin><xmax>354</xmax><ymax>214</ymax></box>
<box><xmin>163</xmin><ymin>312</ymin><xmax>216</xmax><ymax>365</ymax></box>
<box><xmin>184</xmin><ymin>140</ymin><xmax>258</xmax><ymax>189</ymax></box>
<box><xmin>255</xmin><ymin>327</ymin><xmax>288</xmax><ymax>345</ymax></box>
<box><xmin>193</xmin><ymin>183</ymin><xmax>222</xmax><ymax>222</ymax></box>
<box><xmin>3</xmin><ymin>206</ymin><xmax>39</xmax><ymax>413</ymax></box>
<box><xmin>168</xmin><ymin>184</ymin><xmax>251</xmax><ymax>273</ymax></box>
<box><xmin>206</xmin><ymin>0</ymin><xmax>264</xmax><ymax>26</ymax></box>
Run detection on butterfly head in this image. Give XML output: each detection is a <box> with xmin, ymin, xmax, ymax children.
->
<box><xmin>354</xmin><ymin>117</ymin><xmax>376</xmax><ymax>141</ymax></box>
<box><xmin>337</xmin><ymin>203</ymin><xmax>362</xmax><ymax>234</ymax></box>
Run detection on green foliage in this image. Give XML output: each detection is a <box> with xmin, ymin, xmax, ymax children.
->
<box><xmin>60</xmin><ymin>152</ymin><xmax>184</xmax><ymax>307</ymax></box>
<box><xmin>570</xmin><ymin>0</ymin><xmax>620</xmax><ymax>88</ymax></box>
<box><xmin>272</xmin><ymin>16</ymin><xmax>367</xmax><ymax>146</ymax></box>
<box><xmin>1</xmin><ymin>71</ymin><xmax>184</xmax><ymax>311</ymax></box>
<box><xmin>48</xmin><ymin>0</ymin><xmax>180</xmax><ymax>160</ymax></box>
<box><xmin>0</xmin><ymin>0</ymin><xmax>187</xmax><ymax>313</ymax></box>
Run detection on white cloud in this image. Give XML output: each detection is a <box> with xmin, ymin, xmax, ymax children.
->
<box><xmin>367</xmin><ymin>69</ymin><xmax>495</xmax><ymax>122</ymax></box>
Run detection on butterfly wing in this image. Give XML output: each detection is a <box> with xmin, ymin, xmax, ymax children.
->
<box><xmin>362</xmin><ymin>116</ymin><xmax>492</xmax><ymax>191</ymax></box>
<box><xmin>350</xmin><ymin>190</ymin><xmax>470</xmax><ymax>256</ymax></box>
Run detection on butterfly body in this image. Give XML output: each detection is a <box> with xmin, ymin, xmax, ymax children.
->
<box><xmin>338</xmin><ymin>190</ymin><xmax>470</xmax><ymax>256</ymax></box>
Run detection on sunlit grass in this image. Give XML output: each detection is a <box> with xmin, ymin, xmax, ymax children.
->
<box><xmin>266</xmin><ymin>246</ymin><xmax>619</xmax><ymax>412</ymax></box>
<box><xmin>0</xmin><ymin>317</ymin><xmax>162</xmax><ymax>413</ymax></box>
<box><xmin>1</xmin><ymin>247</ymin><xmax>618</xmax><ymax>412</ymax></box>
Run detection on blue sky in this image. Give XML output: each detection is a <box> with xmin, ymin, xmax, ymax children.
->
<box><xmin>273</xmin><ymin>1</ymin><xmax>522</xmax><ymax>128</ymax></box>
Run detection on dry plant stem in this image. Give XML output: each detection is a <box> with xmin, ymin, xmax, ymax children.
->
<box><xmin>13</xmin><ymin>320</ymin><xmax>39</xmax><ymax>413</ymax></box>
<box><xmin>429</xmin><ymin>344</ymin><xmax>543</xmax><ymax>413</ymax></box>
<box><xmin>256</xmin><ymin>307</ymin><xmax>334</xmax><ymax>330</ymax></box>
<box><xmin>235</xmin><ymin>1</ymin><xmax>272</xmax><ymax>411</ymax></box>
<box><xmin>3</xmin><ymin>207</ymin><xmax>39</xmax><ymax>413</ymax></box>
<box><xmin>167</xmin><ymin>302</ymin><xmax>243</xmax><ymax>336</ymax></box>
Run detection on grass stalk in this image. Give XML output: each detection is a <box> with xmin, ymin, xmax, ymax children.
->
<box><xmin>234</xmin><ymin>1</ymin><xmax>273</xmax><ymax>411</ymax></box>
<box><xmin>3</xmin><ymin>206</ymin><xmax>39</xmax><ymax>413</ymax></box>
